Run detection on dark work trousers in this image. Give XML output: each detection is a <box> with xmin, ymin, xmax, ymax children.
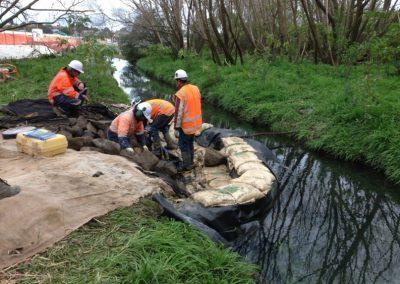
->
<box><xmin>53</xmin><ymin>92</ymin><xmax>86</xmax><ymax>114</ymax></box>
<box><xmin>148</xmin><ymin>114</ymin><xmax>173</xmax><ymax>149</ymax></box>
<box><xmin>178</xmin><ymin>128</ymin><xmax>194</xmax><ymax>162</ymax></box>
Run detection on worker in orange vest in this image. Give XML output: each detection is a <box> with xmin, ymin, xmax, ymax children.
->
<box><xmin>173</xmin><ymin>69</ymin><xmax>202</xmax><ymax>172</ymax></box>
<box><xmin>48</xmin><ymin>60</ymin><xmax>88</xmax><ymax>114</ymax></box>
<box><xmin>146</xmin><ymin>99</ymin><xmax>177</xmax><ymax>157</ymax></box>
<box><xmin>107</xmin><ymin>102</ymin><xmax>152</xmax><ymax>152</ymax></box>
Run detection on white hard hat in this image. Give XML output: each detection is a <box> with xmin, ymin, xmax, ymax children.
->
<box><xmin>136</xmin><ymin>102</ymin><xmax>152</xmax><ymax>123</ymax></box>
<box><xmin>68</xmin><ymin>60</ymin><xmax>84</xmax><ymax>73</ymax></box>
<box><xmin>174</xmin><ymin>69</ymin><xmax>187</xmax><ymax>80</ymax></box>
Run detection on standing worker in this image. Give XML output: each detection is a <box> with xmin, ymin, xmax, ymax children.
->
<box><xmin>146</xmin><ymin>99</ymin><xmax>177</xmax><ymax>157</ymax></box>
<box><xmin>48</xmin><ymin>60</ymin><xmax>88</xmax><ymax>114</ymax></box>
<box><xmin>107</xmin><ymin>102</ymin><xmax>152</xmax><ymax>152</ymax></box>
<box><xmin>173</xmin><ymin>69</ymin><xmax>202</xmax><ymax>172</ymax></box>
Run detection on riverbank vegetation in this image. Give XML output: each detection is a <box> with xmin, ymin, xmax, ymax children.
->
<box><xmin>0</xmin><ymin>44</ymin><xmax>257</xmax><ymax>282</ymax></box>
<box><xmin>116</xmin><ymin>0</ymin><xmax>400</xmax><ymax>183</ymax></box>
<box><xmin>136</xmin><ymin>45</ymin><xmax>400</xmax><ymax>183</ymax></box>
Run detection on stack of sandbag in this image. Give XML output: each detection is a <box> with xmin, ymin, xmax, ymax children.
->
<box><xmin>191</xmin><ymin>137</ymin><xmax>275</xmax><ymax>207</ymax></box>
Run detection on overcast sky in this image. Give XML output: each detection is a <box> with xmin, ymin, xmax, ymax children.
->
<box><xmin>22</xmin><ymin>0</ymin><xmax>129</xmax><ymax>30</ymax></box>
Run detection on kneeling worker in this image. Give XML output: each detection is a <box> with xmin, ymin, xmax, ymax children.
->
<box><xmin>48</xmin><ymin>60</ymin><xmax>88</xmax><ymax>113</ymax></box>
<box><xmin>173</xmin><ymin>69</ymin><xmax>202</xmax><ymax>172</ymax></box>
<box><xmin>107</xmin><ymin>102</ymin><xmax>152</xmax><ymax>152</ymax></box>
<box><xmin>146</xmin><ymin>99</ymin><xmax>177</xmax><ymax>157</ymax></box>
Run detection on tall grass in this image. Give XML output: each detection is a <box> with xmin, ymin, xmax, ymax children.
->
<box><xmin>5</xmin><ymin>199</ymin><xmax>256</xmax><ymax>283</ymax></box>
<box><xmin>137</xmin><ymin>47</ymin><xmax>400</xmax><ymax>183</ymax></box>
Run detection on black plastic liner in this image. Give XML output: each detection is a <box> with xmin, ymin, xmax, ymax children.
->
<box><xmin>154</xmin><ymin>126</ymin><xmax>282</xmax><ymax>248</ymax></box>
<box><xmin>0</xmin><ymin>99</ymin><xmax>116</xmax><ymax>129</ymax></box>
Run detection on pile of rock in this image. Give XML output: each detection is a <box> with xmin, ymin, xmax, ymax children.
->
<box><xmin>56</xmin><ymin>115</ymin><xmax>177</xmax><ymax>174</ymax></box>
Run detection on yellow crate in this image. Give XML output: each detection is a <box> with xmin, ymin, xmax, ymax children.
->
<box><xmin>16</xmin><ymin>129</ymin><xmax>68</xmax><ymax>157</ymax></box>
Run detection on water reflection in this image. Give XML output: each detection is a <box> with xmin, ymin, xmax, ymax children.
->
<box><xmin>113</xmin><ymin>58</ymin><xmax>400</xmax><ymax>283</ymax></box>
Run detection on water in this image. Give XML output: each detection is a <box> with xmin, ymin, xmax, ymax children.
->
<box><xmin>112</xmin><ymin>58</ymin><xmax>400</xmax><ymax>283</ymax></box>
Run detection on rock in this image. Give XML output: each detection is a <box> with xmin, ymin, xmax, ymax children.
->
<box><xmin>69</xmin><ymin>118</ymin><xmax>77</xmax><ymax>126</ymax></box>
<box><xmin>89</xmin><ymin>120</ymin><xmax>112</xmax><ymax>132</ymax></box>
<box><xmin>0</xmin><ymin>178</ymin><xmax>20</xmax><ymax>200</ymax></box>
<box><xmin>92</xmin><ymin>138</ymin><xmax>120</xmax><ymax>155</ymax></box>
<box><xmin>97</xmin><ymin>129</ymin><xmax>106</xmax><ymax>139</ymax></box>
<box><xmin>80</xmin><ymin>146</ymin><xmax>103</xmax><ymax>153</ymax></box>
<box><xmin>68</xmin><ymin>137</ymin><xmax>93</xmax><ymax>150</ymax></box>
<box><xmin>86</xmin><ymin>122</ymin><xmax>98</xmax><ymax>133</ymax></box>
<box><xmin>76</xmin><ymin>115</ymin><xmax>88</xmax><ymax>129</ymax></box>
<box><xmin>67</xmin><ymin>137</ymin><xmax>84</xmax><ymax>150</ymax></box>
<box><xmin>58</xmin><ymin>130</ymin><xmax>72</xmax><ymax>140</ymax></box>
<box><xmin>68</xmin><ymin>125</ymin><xmax>83</xmax><ymax>137</ymax></box>
<box><xmin>204</xmin><ymin>148</ymin><xmax>226</xmax><ymax>167</ymax></box>
<box><xmin>154</xmin><ymin>160</ymin><xmax>177</xmax><ymax>176</ymax></box>
<box><xmin>92</xmin><ymin>171</ymin><xmax>104</xmax><ymax>177</ymax></box>
<box><xmin>120</xmin><ymin>149</ymin><xmax>159</xmax><ymax>171</ymax></box>
<box><xmin>82</xmin><ymin>130</ymin><xmax>97</xmax><ymax>139</ymax></box>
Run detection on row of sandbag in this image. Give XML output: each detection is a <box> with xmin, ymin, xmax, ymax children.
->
<box><xmin>191</xmin><ymin>136</ymin><xmax>276</xmax><ymax>207</ymax></box>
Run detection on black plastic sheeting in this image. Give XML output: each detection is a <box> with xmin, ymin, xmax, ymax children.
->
<box><xmin>153</xmin><ymin>126</ymin><xmax>282</xmax><ymax>249</ymax></box>
<box><xmin>0</xmin><ymin>99</ymin><xmax>116</xmax><ymax>129</ymax></box>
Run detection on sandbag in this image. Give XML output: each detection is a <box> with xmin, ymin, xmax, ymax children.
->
<box><xmin>224</xmin><ymin>183</ymin><xmax>265</xmax><ymax>204</ymax></box>
<box><xmin>235</xmin><ymin>171</ymin><xmax>275</xmax><ymax>193</ymax></box>
<box><xmin>191</xmin><ymin>189</ymin><xmax>236</xmax><ymax>207</ymax></box>
<box><xmin>228</xmin><ymin>151</ymin><xmax>261</xmax><ymax>170</ymax></box>
<box><xmin>223</xmin><ymin>144</ymin><xmax>257</xmax><ymax>156</ymax></box>
<box><xmin>236</xmin><ymin>161</ymin><xmax>267</xmax><ymax>176</ymax></box>
<box><xmin>221</xmin><ymin>136</ymin><xmax>246</xmax><ymax>147</ymax></box>
<box><xmin>192</xmin><ymin>182</ymin><xmax>265</xmax><ymax>207</ymax></box>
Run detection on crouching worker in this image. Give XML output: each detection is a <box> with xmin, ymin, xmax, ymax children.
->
<box><xmin>107</xmin><ymin>102</ymin><xmax>152</xmax><ymax>152</ymax></box>
<box><xmin>48</xmin><ymin>60</ymin><xmax>88</xmax><ymax>114</ymax></box>
<box><xmin>146</xmin><ymin>99</ymin><xmax>177</xmax><ymax>157</ymax></box>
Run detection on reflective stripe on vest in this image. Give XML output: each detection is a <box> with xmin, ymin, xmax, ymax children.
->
<box><xmin>176</xmin><ymin>84</ymin><xmax>202</xmax><ymax>135</ymax></box>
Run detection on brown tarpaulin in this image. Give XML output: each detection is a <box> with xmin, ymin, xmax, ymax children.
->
<box><xmin>0</xmin><ymin>138</ymin><xmax>169</xmax><ymax>269</ymax></box>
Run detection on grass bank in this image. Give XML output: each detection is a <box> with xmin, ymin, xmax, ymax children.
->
<box><xmin>0</xmin><ymin>45</ymin><xmax>257</xmax><ymax>282</ymax></box>
<box><xmin>137</xmin><ymin>46</ymin><xmax>400</xmax><ymax>183</ymax></box>
<box><xmin>0</xmin><ymin>42</ymin><xmax>128</xmax><ymax>105</ymax></box>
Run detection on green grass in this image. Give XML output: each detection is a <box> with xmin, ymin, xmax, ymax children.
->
<box><xmin>137</xmin><ymin>47</ymin><xmax>400</xmax><ymax>183</ymax></box>
<box><xmin>3</xmin><ymin>199</ymin><xmax>256</xmax><ymax>283</ymax></box>
<box><xmin>0</xmin><ymin>43</ymin><xmax>128</xmax><ymax>105</ymax></box>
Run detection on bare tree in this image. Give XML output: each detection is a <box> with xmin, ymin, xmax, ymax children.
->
<box><xmin>0</xmin><ymin>0</ymin><xmax>92</xmax><ymax>32</ymax></box>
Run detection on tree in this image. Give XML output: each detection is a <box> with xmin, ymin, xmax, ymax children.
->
<box><xmin>0</xmin><ymin>0</ymin><xmax>92</xmax><ymax>32</ymax></box>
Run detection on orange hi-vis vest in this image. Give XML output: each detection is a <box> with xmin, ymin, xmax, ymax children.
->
<box><xmin>147</xmin><ymin>99</ymin><xmax>175</xmax><ymax>119</ymax></box>
<box><xmin>175</xmin><ymin>84</ymin><xmax>202</xmax><ymax>135</ymax></box>
<box><xmin>48</xmin><ymin>68</ymin><xmax>81</xmax><ymax>103</ymax></box>
<box><xmin>109</xmin><ymin>108</ymin><xmax>145</xmax><ymax>138</ymax></box>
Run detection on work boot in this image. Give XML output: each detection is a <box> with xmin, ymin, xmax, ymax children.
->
<box><xmin>164</xmin><ymin>131</ymin><xmax>178</xmax><ymax>150</ymax></box>
<box><xmin>177</xmin><ymin>151</ymin><xmax>195</xmax><ymax>173</ymax></box>
<box><xmin>0</xmin><ymin>179</ymin><xmax>20</xmax><ymax>200</ymax></box>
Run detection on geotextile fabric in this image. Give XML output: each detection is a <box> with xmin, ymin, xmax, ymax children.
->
<box><xmin>0</xmin><ymin>138</ymin><xmax>169</xmax><ymax>269</ymax></box>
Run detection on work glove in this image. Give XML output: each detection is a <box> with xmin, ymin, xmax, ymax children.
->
<box><xmin>125</xmin><ymin>147</ymin><xmax>134</xmax><ymax>152</ymax></box>
<box><xmin>174</xmin><ymin>130</ymin><xmax>180</xmax><ymax>139</ymax></box>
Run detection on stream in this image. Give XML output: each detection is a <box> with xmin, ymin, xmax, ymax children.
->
<box><xmin>112</xmin><ymin>58</ymin><xmax>400</xmax><ymax>283</ymax></box>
